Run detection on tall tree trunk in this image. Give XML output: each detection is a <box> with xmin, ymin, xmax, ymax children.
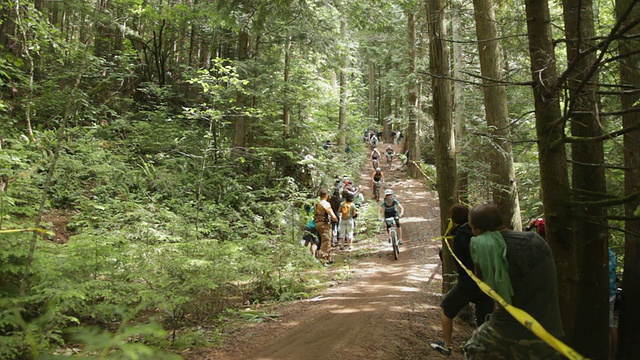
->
<box><xmin>451</xmin><ymin>7</ymin><xmax>468</xmax><ymax>203</ymax></box>
<box><xmin>617</xmin><ymin>0</ymin><xmax>640</xmax><ymax>357</ymax></box>
<box><xmin>283</xmin><ymin>34</ymin><xmax>292</xmax><ymax>139</ymax></box>
<box><xmin>232</xmin><ymin>29</ymin><xmax>250</xmax><ymax>150</ymax></box>
<box><xmin>382</xmin><ymin>88</ymin><xmax>392</xmax><ymax>136</ymax></box>
<box><xmin>337</xmin><ymin>21</ymin><xmax>348</xmax><ymax>146</ymax></box>
<box><xmin>93</xmin><ymin>0</ymin><xmax>109</xmax><ymax>58</ymax></box>
<box><xmin>563</xmin><ymin>0</ymin><xmax>608</xmax><ymax>355</ymax></box>
<box><xmin>368</xmin><ymin>61</ymin><xmax>376</xmax><ymax>123</ymax></box>
<box><xmin>338</xmin><ymin>68</ymin><xmax>347</xmax><ymax>146</ymax></box>
<box><xmin>524</xmin><ymin>0</ymin><xmax>575</xmax><ymax>346</ymax></box>
<box><xmin>405</xmin><ymin>10</ymin><xmax>421</xmax><ymax>179</ymax></box>
<box><xmin>472</xmin><ymin>0</ymin><xmax>522</xmax><ymax>229</ymax></box>
<box><xmin>426</xmin><ymin>0</ymin><xmax>457</xmax><ymax>292</ymax></box>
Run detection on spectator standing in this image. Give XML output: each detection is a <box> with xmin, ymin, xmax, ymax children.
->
<box><xmin>338</xmin><ymin>191</ymin><xmax>358</xmax><ymax>251</ymax></box>
<box><xmin>430</xmin><ymin>204</ymin><xmax>494</xmax><ymax>356</ymax></box>
<box><xmin>353</xmin><ymin>187</ymin><xmax>365</xmax><ymax>208</ymax></box>
<box><xmin>463</xmin><ymin>204</ymin><xmax>563</xmax><ymax>359</ymax></box>
<box><xmin>313</xmin><ymin>189</ymin><xmax>338</xmax><ymax>264</ymax></box>
<box><xmin>329</xmin><ymin>187</ymin><xmax>342</xmax><ymax>246</ymax></box>
<box><xmin>302</xmin><ymin>202</ymin><xmax>320</xmax><ymax>258</ymax></box>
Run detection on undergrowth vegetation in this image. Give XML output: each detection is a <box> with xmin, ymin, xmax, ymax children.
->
<box><xmin>0</xmin><ymin>116</ymin><xmax>372</xmax><ymax>358</ymax></box>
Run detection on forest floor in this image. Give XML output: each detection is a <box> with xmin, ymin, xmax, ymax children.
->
<box><xmin>184</xmin><ymin>142</ymin><xmax>475</xmax><ymax>360</ymax></box>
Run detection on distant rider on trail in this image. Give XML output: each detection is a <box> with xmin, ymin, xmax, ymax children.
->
<box><xmin>370</xmin><ymin>147</ymin><xmax>381</xmax><ymax>169</ymax></box>
<box><xmin>385</xmin><ymin>145</ymin><xmax>395</xmax><ymax>168</ymax></box>
<box><xmin>371</xmin><ymin>167</ymin><xmax>384</xmax><ymax>200</ymax></box>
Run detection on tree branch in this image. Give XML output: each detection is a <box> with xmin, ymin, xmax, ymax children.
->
<box><xmin>564</xmin><ymin>122</ymin><xmax>640</xmax><ymax>143</ymax></box>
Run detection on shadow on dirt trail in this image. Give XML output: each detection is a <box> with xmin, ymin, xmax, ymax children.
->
<box><xmin>191</xmin><ymin>143</ymin><xmax>474</xmax><ymax>360</ymax></box>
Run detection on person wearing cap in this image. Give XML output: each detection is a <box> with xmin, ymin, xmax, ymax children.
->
<box><xmin>379</xmin><ymin>189</ymin><xmax>405</xmax><ymax>244</ymax></box>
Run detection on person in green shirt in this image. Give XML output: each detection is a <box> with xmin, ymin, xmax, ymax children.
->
<box><xmin>463</xmin><ymin>204</ymin><xmax>564</xmax><ymax>359</ymax></box>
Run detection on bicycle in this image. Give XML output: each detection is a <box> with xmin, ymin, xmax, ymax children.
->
<box><xmin>384</xmin><ymin>217</ymin><xmax>400</xmax><ymax>260</ymax></box>
<box><xmin>373</xmin><ymin>181</ymin><xmax>382</xmax><ymax>202</ymax></box>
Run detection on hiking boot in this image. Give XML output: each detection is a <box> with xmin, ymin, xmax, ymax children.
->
<box><xmin>429</xmin><ymin>341</ymin><xmax>452</xmax><ymax>356</ymax></box>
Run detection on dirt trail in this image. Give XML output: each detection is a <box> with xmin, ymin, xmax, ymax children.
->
<box><xmin>192</xmin><ymin>143</ymin><xmax>473</xmax><ymax>360</ymax></box>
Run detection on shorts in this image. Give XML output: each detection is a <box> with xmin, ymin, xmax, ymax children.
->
<box><xmin>338</xmin><ymin>218</ymin><xmax>356</xmax><ymax>239</ymax></box>
<box><xmin>441</xmin><ymin>282</ymin><xmax>494</xmax><ymax>326</ymax></box>
<box><xmin>384</xmin><ymin>216</ymin><xmax>400</xmax><ymax>230</ymax></box>
<box><xmin>303</xmin><ymin>226</ymin><xmax>320</xmax><ymax>245</ymax></box>
<box><xmin>463</xmin><ymin>322</ymin><xmax>562</xmax><ymax>360</ymax></box>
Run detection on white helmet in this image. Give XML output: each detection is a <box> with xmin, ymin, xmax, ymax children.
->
<box><xmin>376</xmin><ymin>167</ymin><xmax>381</xmax><ymax>172</ymax></box>
<box><xmin>384</xmin><ymin>189</ymin><xmax>393</xmax><ymax>196</ymax></box>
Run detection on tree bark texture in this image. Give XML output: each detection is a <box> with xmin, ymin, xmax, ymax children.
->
<box><xmin>524</xmin><ymin>0</ymin><xmax>576</xmax><ymax>348</ymax></box>
<box><xmin>472</xmin><ymin>0</ymin><xmax>522</xmax><ymax>230</ymax></box>
<box><xmin>617</xmin><ymin>0</ymin><xmax>640</xmax><ymax>357</ymax></box>
<box><xmin>232</xmin><ymin>29</ymin><xmax>250</xmax><ymax>150</ymax></box>
<box><xmin>283</xmin><ymin>35</ymin><xmax>292</xmax><ymax>139</ymax></box>
<box><xmin>452</xmin><ymin>8</ymin><xmax>469</xmax><ymax>203</ymax></box>
<box><xmin>369</xmin><ymin>60</ymin><xmax>376</xmax><ymax>123</ymax></box>
<box><xmin>426</xmin><ymin>0</ymin><xmax>458</xmax><ymax>292</ymax></box>
<box><xmin>562</xmin><ymin>0</ymin><xmax>608</xmax><ymax>355</ymax></box>
<box><xmin>405</xmin><ymin>11</ymin><xmax>421</xmax><ymax>179</ymax></box>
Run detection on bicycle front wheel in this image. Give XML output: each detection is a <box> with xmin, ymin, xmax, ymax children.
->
<box><xmin>391</xmin><ymin>230</ymin><xmax>399</xmax><ymax>260</ymax></box>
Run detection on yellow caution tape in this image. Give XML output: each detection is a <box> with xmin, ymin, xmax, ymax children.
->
<box><xmin>0</xmin><ymin>228</ymin><xmax>55</xmax><ymax>236</ymax></box>
<box><xmin>435</xmin><ymin>219</ymin><xmax>587</xmax><ymax>360</ymax></box>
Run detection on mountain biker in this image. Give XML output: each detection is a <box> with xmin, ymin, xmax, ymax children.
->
<box><xmin>385</xmin><ymin>145</ymin><xmax>395</xmax><ymax>167</ymax></box>
<box><xmin>370</xmin><ymin>134</ymin><xmax>379</xmax><ymax>148</ymax></box>
<box><xmin>371</xmin><ymin>167</ymin><xmax>384</xmax><ymax>199</ymax></box>
<box><xmin>370</xmin><ymin>147</ymin><xmax>381</xmax><ymax>169</ymax></box>
<box><xmin>379</xmin><ymin>189</ymin><xmax>405</xmax><ymax>245</ymax></box>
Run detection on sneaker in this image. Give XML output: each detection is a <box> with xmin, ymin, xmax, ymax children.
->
<box><xmin>429</xmin><ymin>341</ymin><xmax>451</xmax><ymax>356</ymax></box>
<box><xmin>398</xmin><ymin>239</ymin><xmax>403</xmax><ymax>245</ymax></box>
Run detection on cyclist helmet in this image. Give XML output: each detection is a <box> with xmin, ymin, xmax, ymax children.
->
<box><xmin>384</xmin><ymin>189</ymin><xmax>394</xmax><ymax>196</ymax></box>
<box><xmin>376</xmin><ymin>167</ymin><xmax>381</xmax><ymax>172</ymax></box>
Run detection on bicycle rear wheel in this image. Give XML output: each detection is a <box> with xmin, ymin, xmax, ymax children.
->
<box><xmin>391</xmin><ymin>230</ymin><xmax>399</xmax><ymax>260</ymax></box>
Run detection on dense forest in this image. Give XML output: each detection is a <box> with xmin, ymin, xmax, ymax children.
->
<box><xmin>1</xmin><ymin>0</ymin><xmax>639</xmax><ymax>358</ymax></box>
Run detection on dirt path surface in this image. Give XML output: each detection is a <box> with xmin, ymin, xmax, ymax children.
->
<box><xmin>191</xmin><ymin>144</ymin><xmax>474</xmax><ymax>360</ymax></box>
